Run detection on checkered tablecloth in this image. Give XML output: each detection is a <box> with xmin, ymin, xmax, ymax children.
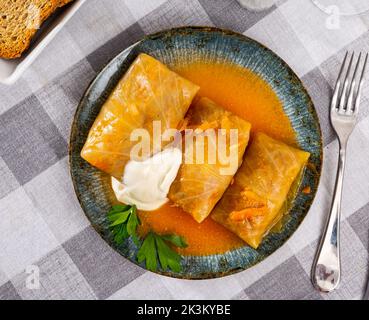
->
<box><xmin>1</xmin><ymin>0</ymin><xmax>369</xmax><ymax>300</ymax></box>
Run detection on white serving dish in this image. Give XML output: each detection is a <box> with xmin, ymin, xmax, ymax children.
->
<box><xmin>0</xmin><ymin>0</ymin><xmax>86</xmax><ymax>85</ymax></box>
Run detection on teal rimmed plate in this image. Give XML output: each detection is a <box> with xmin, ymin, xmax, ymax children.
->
<box><xmin>69</xmin><ymin>27</ymin><xmax>322</xmax><ymax>279</ymax></box>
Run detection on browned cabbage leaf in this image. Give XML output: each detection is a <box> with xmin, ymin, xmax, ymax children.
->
<box><xmin>81</xmin><ymin>53</ymin><xmax>199</xmax><ymax>180</ymax></box>
<box><xmin>211</xmin><ymin>133</ymin><xmax>310</xmax><ymax>248</ymax></box>
<box><xmin>169</xmin><ymin>97</ymin><xmax>251</xmax><ymax>223</ymax></box>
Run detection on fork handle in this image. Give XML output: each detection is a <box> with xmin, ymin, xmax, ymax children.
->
<box><xmin>311</xmin><ymin>146</ymin><xmax>346</xmax><ymax>292</ymax></box>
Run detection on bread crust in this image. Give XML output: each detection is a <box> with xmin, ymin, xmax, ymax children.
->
<box><xmin>0</xmin><ymin>0</ymin><xmax>74</xmax><ymax>59</ymax></box>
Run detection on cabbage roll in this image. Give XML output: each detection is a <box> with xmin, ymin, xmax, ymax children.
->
<box><xmin>169</xmin><ymin>97</ymin><xmax>251</xmax><ymax>223</ymax></box>
<box><xmin>211</xmin><ymin>133</ymin><xmax>310</xmax><ymax>248</ymax></box>
<box><xmin>81</xmin><ymin>53</ymin><xmax>199</xmax><ymax>180</ymax></box>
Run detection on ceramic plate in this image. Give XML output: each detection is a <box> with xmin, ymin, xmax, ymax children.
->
<box><xmin>69</xmin><ymin>27</ymin><xmax>322</xmax><ymax>279</ymax></box>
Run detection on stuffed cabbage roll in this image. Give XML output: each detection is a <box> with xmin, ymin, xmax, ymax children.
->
<box><xmin>211</xmin><ymin>133</ymin><xmax>310</xmax><ymax>248</ymax></box>
<box><xmin>169</xmin><ymin>97</ymin><xmax>251</xmax><ymax>223</ymax></box>
<box><xmin>81</xmin><ymin>53</ymin><xmax>199</xmax><ymax>180</ymax></box>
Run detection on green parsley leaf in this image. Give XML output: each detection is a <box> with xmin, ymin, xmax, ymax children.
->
<box><xmin>112</xmin><ymin>223</ymin><xmax>128</xmax><ymax>245</ymax></box>
<box><xmin>127</xmin><ymin>208</ymin><xmax>140</xmax><ymax>245</ymax></box>
<box><xmin>161</xmin><ymin>234</ymin><xmax>188</xmax><ymax>248</ymax></box>
<box><xmin>109</xmin><ymin>211</ymin><xmax>130</xmax><ymax>227</ymax></box>
<box><xmin>108</xmin><ymin>205</ymin><xmax>140</xmax><ymax>245</ymax></box>
<box><xmin>137</xmin><ymin>232</ymin><xmax>157</xmax><ymax>271</ymax></box>
<box><xmin>127</xmin><ymin>209</ymin><xmax>140</xmax><ymax>236</ymax></box>
<box><xmin>136</xmin><ymin>232</ymin><xmax>186</xmax><ymax>273</ymax></box>
<box><xmin>110</xmin><ymin>204</ymin><xmax>131</xmax><ymax>213</ymax></box>
<box><xmin>155</xmin><ymin>235</ymin><xmax>182</xmax><ymax>272</ymax></box>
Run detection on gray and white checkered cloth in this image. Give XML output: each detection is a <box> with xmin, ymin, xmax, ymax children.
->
<box><xmin>0</xmin><ymin>0</ymin><xmax>369</xmax><ymax>300</ymax></box>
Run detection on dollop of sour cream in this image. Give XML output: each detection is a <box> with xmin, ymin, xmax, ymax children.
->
<box><xmin>111</xmin><ymin>147</ymin><xmax>182</xmax><ymax>211</ymax></box>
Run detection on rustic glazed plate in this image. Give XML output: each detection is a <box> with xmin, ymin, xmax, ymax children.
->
<box><xmin>69</xmin><ymin>27</ymin><xmax>322</xmax><ymax>279</ymax></box>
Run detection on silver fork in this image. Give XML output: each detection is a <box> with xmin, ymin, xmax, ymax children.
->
<box><xmin>311</xmin><ymin>52</ymin><xmax>368</xmax><ymax>293</ymax></box>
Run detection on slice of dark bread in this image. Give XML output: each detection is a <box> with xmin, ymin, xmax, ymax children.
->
<box><xmin>0</xmin><ymin>0</ymin><xmax>74</xmax><ymax>59</ymax></box>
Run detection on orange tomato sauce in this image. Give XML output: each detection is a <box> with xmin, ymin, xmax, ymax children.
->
<box><xmin>138</xmin><ymin>60</ymin><xmax>296</xmax><ymax>256</ymax></box>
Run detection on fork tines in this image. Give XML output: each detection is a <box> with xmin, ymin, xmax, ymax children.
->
<box><xmin>332</xmin><ymin>51</ymin><xmax>368</xmax><ymax>114</ymax></box>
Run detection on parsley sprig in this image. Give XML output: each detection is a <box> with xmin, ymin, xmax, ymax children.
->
<box><xmin>108</xmin><ymin>205</ymin><xmax>187</xmax><ymax>273</ymax></box>
<box><xmin>108</xmin><ymin>204</ymin><xmax>140</xmax><ymax>245</ymax></box>
<box><xmin>137</xmin><ymin>232</ymin><xmax>188</xmax><ymax>272</ymax></box>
